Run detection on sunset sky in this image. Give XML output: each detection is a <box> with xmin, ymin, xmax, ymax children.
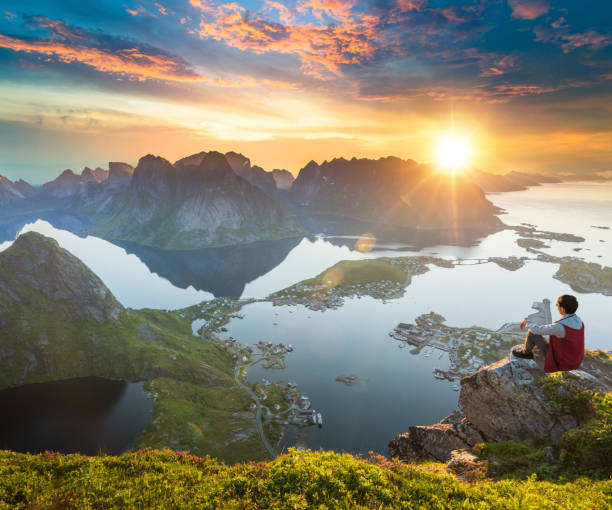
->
<box><xmin>0</xmin><ymin>0</ymin><xmax>610</xmax><ymax>183</ymax></box>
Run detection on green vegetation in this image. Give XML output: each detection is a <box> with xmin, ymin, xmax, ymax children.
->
<box><xmin>516</xmin><ymin>238</ymin><xmax>550</xmax><ymax>249</ymax></box>
<box><xmin>475</xmin><ymin>368</ymin><xmax>612</xmax><ymax>481</ymax></box>
<box><xmin>0</xmin><ymin>234</ymin><xmax>281</xmax><ymax>462</ymax></box>
<box><xmin>0</xmin><ymin>297</ymin><xmax>276</xmax><ymax>461</ymax></box>
<box><xmin>474</xmin><ymin>441</ymin><xmax>561</xmax><ymax>480</ymax></box>
<box><xmin>270</xmin><ymin>256</ymin><xmax>454</xmax><ymax>305</ymax></box>
<box><xmin>553</xmin><ymin>258</ymin><xmax>612</xmax><ymax>296</ymax></box>
<box><xmin>1</xmin><ymin>449</ymin><xmax>610</xmax><ymax>509</ymax></box>
<box><xmin>539</xmin><ymin>372</ymin><xmax>612</xmax><ymax>478</ymax></box>
<box><xmin>304</xmin><ymin>258</ymin><xmax>408</xmax><ymax>287</ymax></box>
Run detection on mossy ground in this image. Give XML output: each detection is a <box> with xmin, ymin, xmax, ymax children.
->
<box><xmin>301</xmin><ymin>258</ymin><xmax>408</xmax><ymax>288</ymax></box>
<box><xmin>476</xmin><ymin>367</ymin><xmax>612</xmax><ymax>481</ymax></box>
<box><xmin>0</xmin><ymin>449</ymin><xmax>609</xmax><ymax>509</ymax></box>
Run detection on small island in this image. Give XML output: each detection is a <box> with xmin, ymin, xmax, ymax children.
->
<box><xmin>516</xmin><ymin>238</ymin><xmax>550</xmax><ymax>249</ymax></box>
<box><xmin>268</xmin><ymin>256</ymin><xmax>454</xmax><ymax>310</ymax></box>
<box><xmin>335</xmin><ymin>374</ymin><xmax>368</xmax><ymax>387</ymax></box>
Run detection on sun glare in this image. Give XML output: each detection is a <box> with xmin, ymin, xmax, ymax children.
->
<box><xmin>435</xmin><ymin>134</ymin><xmax>471</xmax><ymax>172</ymax></box>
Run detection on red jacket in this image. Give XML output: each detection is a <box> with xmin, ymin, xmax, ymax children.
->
<box><xmin>545</xmin><ymin>323</ymin><xmax>585</xmax><ymax>373</ymax></box>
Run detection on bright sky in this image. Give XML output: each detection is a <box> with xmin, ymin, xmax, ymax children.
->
<box><xmin>0</xmin><ymin>1</ymin><xmax>610</xmax><ymax>183</ymax></box>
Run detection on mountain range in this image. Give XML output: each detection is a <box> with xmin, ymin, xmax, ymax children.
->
<box><xmin>463</xmin><ymin>170</ymin><xmax>563</xmax><ymax>192</ymax></box>
<box><xmin>0</xmin><ymin>150</ymin><xmax>594</xmax><ymax>249</ymax></box>
<box><xmin>0</xmin><ymin>175</ymin><xmax>36</xmax><ymax>205</ymax></box>
<box><xmin>85</xmin><ymin>151</ymin><xmax>304</xmax><ymax>249</ymax></box>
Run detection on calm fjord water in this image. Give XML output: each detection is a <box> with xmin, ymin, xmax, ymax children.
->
<box><xmin>1</xmin><ymin>182</ymin><xmax>610</xmax><ymax>455</ymax></box>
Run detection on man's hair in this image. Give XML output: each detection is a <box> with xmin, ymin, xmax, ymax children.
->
<box><xmin>557</xmin><ymin>294</ymin><xmax>578</xmax><ymax>314</ymax></box>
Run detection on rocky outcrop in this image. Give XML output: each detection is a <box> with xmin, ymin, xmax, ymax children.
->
<box><xmin>458</xmin><ymin>357</ymin><xmax>578</xmax><ymax>443</ymax></box>
<box><xmin>107</xmin><ymin>162</ymin><xmax>134</xmax><ymax>188</ymax></box>
<box><xmin>224</xmin><ymin>151</ymin><xmax>278</xmax><ymax>195</ymax></box>
<box><xmin>271</xmin><ymin>169</ymin><xmax>294</xmax><ymax>189</ymax></box>
<box><xmin>389</xmin><ymin>352</ymin><xmax>612</xmax><ymax>463</ymax></box>
<box><xmin>389</xmin><ymin>410</ymin><xmax>485</xmax><ymax>463</ymax></box>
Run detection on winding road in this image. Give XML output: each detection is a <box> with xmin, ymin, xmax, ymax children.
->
<box><xmin>234</xmin><ymin>362</ymin><xmax>278</xmax><ymax>458</ymax></box>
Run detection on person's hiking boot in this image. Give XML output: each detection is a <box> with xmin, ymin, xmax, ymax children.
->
<box><xmin>512</xmin><ymin>347</ymin><xmax>534</xmax><ymax>359</ymax></box>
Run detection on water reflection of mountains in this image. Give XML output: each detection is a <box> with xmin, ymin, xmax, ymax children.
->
<box><xmin>115</xmin><ymin>236</ymin><xmax>303</xmax><ymax>298</ymax></box>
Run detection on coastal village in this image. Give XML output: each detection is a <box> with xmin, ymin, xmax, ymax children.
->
<box><xmin>177</xmin><ymin>236</ymin><xmax>612</xmax><ymax>455</ymax></box>
<box><xmin>187</xmin><ymin>299</ymin><xmax>323</xmax><ymax>455</ymax></box>
<box><xmin>389</xmin><ymin>300</ymin><xmax>553</xmax><ymax>387</ymax></box>
<box><xmin>268</xmin><ymin>256</ymin><xmax>454</xmax><ymax>311</ymax></box>
<box><xmin>265</xmin><ymin>233</ymin><xmax>606</xmax><ymax>313</ymax></box>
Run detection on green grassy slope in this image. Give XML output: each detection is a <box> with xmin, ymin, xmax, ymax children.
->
<box><xmin>0</xmin><ymin>233</ymin><xmax>281</xmax><ymax>462</ymax></box>
<box><xmin>1</xmin><ymin>449</ymin><xmax>610</xmax><ymax>509</ymax></box>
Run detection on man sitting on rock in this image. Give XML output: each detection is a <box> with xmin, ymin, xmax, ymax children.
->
<box><xmin>512</xmin><ymin>294</ymin><xmax>585</xmax><ymax>372</ymax></box>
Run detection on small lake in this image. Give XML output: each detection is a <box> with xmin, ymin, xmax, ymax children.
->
<box><xmin>0</xmin><ymin>377</ymin><xmax>153</xmax><ymax>455</ymax></box>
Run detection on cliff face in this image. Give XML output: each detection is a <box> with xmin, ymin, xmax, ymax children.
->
<box><xmin>89</xmin><ymin>152</ymin><xmax>303</xmax><ymax>249</ymax></box>
<box><xmin>289</xmin><ymin>157</ymin><xmax>502</xmax><ymax>235</ymax></box>
<box><xmin>271</xmin><ymin>169</ymin><xmax>294</xmax><ymax>190</ymax></box>
<box><xmin>107</xmin><ymin>162</ymin><xmax>134</xmax><ymax>188</ymax></box>
<box><xmin>389</xmin><ymin>352</ymin><xmax>612</xmax><ymax>463</ymax></box>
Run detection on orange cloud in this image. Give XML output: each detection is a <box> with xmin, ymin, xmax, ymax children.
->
<box><xmin>396</xmin><ymin>0</ymin><xmax>427</xmax><ymax>12</ymax></box>
<box><xmin>508</xmin><ymin>0</ymin><xmax>549</xmax><ymax>20</ymax></box>
<box><xmin>479</xmin><ymin>55</ymin><xmax>517</xmax><ymax>77</ymax></box>
<box><xmin>560</xmin><ymin>30</ymin><xmax>611</xmax><ymax>53</ymax></box>
<box><xmin>0</xmin><ymin>18</ymin><xmax>302</xmax><ymax>89</ymax></box>
<box><xmin>192</xmin><ymin>1</ymin><xmax>380</xmax><ymax>78</ymax></box>
<box><xmin>0</xmin><ymin>33</ymin><xmax>202</xmax><ymax>82</ymax></box>
<box><xmin>493</xmin><ymin>84</ymin><xmax>560</xmax><ymax>96</ymax></box>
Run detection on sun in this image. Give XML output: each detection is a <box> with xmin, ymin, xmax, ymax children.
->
<box><xmin>435</xmin><ymin>133</ymin><xmax>471</xmax><ymax>172</ymax></box>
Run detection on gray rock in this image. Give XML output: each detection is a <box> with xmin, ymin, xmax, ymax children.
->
<box><xmin>389</xmin><ymin>353</ymin><xmax>611</xmax><ymax>463</ymax></box>
<box><xmin>459</xmin><ymin>357</ymin><xmax>577</xmax><ymax>443</ymax></box>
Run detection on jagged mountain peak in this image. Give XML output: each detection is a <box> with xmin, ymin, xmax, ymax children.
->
<box><xmin>174</xmin><ymin>150</ymin><xmax>208</xmax><ymax>167</ymax></box>
<box><xmin>199</xmin><ymin>151</ymin><xmax>234</xmax><ymax>173</ymax></box>
<box><xmin>224</xmin><ymin>151</ymin><xmax>251</xmax><ymax>171</ymax></box>
<box><xmin>137</xmin><ymin>154</ymin><xmax>174</xmax><ymax>169</ymax></box>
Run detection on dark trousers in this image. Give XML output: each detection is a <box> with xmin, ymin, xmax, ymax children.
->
<box><xmin>524</xmin><ymin>331</ymin><xmax>549</xmax><ymax>356</ymax></box>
